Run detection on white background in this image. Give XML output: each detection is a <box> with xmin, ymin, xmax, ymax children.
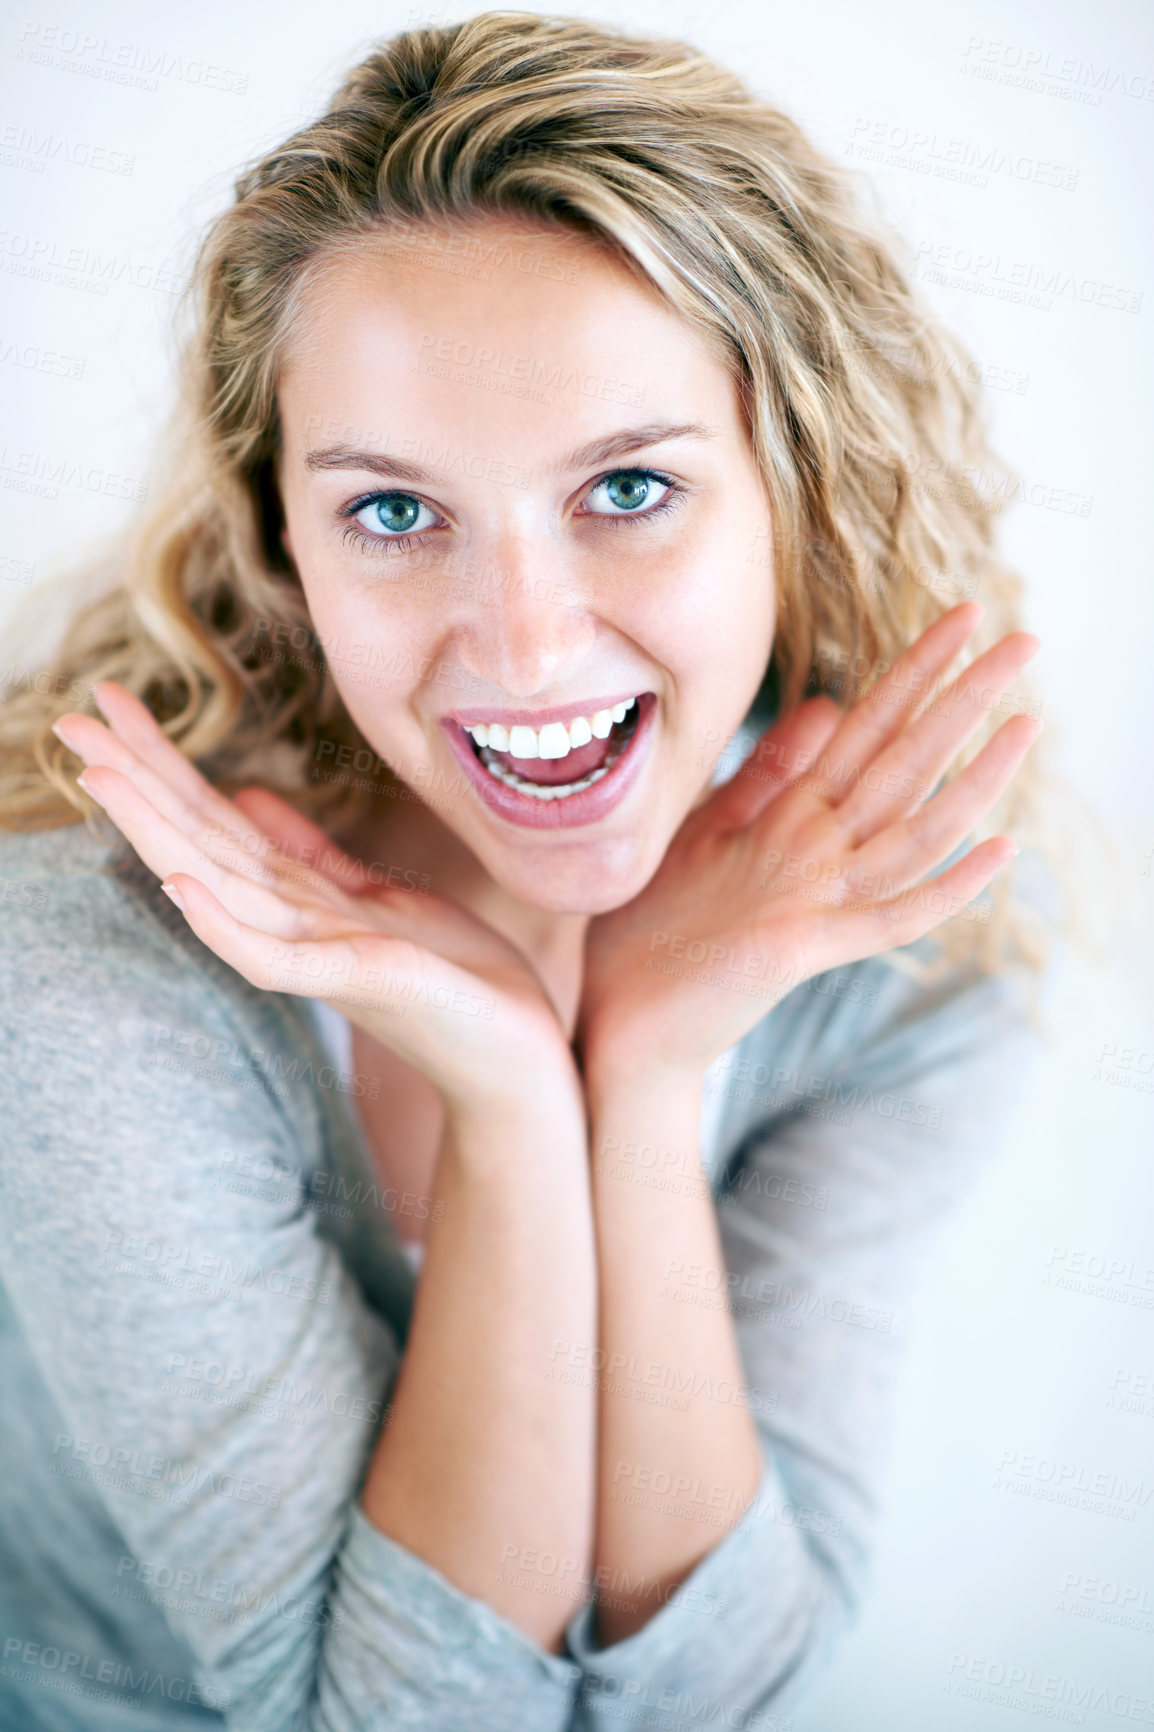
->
<box><xmin>2</xmin><ymin>2</ymin><xmax>1152</xmax><ymax>1726</ymax></box>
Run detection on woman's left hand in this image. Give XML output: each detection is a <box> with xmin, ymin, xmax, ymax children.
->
<box><xmin>578</xmin><ymin>602</ymin><xmax>1040</xmax><ymax>1083</ymax></box>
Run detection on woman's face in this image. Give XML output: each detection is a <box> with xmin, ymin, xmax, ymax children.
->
<box><xmin>277</xmin><ymin>217</ymin><xmax>775</xmax><ymax>914</ymax></box>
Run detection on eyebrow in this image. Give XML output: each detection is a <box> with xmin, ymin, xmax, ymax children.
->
<box><xmin>303</xmin><ymin>421</ymin><xmax>717</xmax><ymax>485</ymax></box>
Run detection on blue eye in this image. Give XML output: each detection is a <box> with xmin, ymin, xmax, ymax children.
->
<box><xmin>339</xmin><ymin>467</ymin><xmax>682</xmax><ymax>557</ymax></box>
<box><xmin>351</xmin><ymin>492</ymin><xmax>438</xmax><ymax>538</ymax></box>
<box><xmin>584</xmin><ymin>469</ymin><xmax>674</xmax><ymax>516</ymax></box>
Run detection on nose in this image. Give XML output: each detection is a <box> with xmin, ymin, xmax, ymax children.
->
<box><xmin>455</xmin><ymin>537</ymin><xmax>597</xmax><ymax>697</ymax></box>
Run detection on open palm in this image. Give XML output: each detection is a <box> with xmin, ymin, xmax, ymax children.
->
<box><xmin>54</xmin><ymin>687</ymin><xmax>572</xmax><ymax>1111</ymax></box>
<box><xmin>579</xmin><ymin>603</ymin><xmax>1040</xmax><ymax>1078</ymax></box>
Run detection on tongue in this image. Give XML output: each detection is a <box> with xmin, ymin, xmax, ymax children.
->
<box><xmin>492</xmin><ymin>732</ymin><xmax>616</xmax><ymax>785</ymax></box>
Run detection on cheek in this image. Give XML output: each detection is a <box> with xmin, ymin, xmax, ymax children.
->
<box><xmin>319</xmin><ymin>656</ymin><xmax>433</xmax><ymax>788</ymax></box>
<box><xmin>286</xmin><ymin>542</ymin><xmax>434</xmax><ymax>752</ymax></box>
<box><xmin>288</xmin><ymin>514</ymin><xmax>419</xmax><ymax>660</ymax></box>
<box><xmin>624</xmin><ymin>527</ymin><xmax>775</xmax><ymax>698</ymax></box>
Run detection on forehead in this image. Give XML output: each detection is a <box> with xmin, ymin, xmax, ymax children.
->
<box><xmin>276</xmin><ymin>215</ymin><xmax>740</xmax><ymax>449</ymax></box>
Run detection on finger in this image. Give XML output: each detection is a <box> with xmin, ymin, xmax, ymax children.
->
<box><xmin>233</xmin><ymin>788</ymin><xmax>371</xmax><ymax>894</ymax></box>
<box><xmin>848</xmin><ymin>711</ymin><xmax>1041</xmax><ymax>894</ymax></box>
<box><xmin>75</xmin><ymin>763</ymin><xmax>317</xmax><ymax>938</ymax></box>
<box><xmin>161</xmin><ymin>871</ymin><xmax>390</xmax><ymax>1002</ymax></box>
<box><xmin>61</xmin><ymin>687</ymin><xmax>276</xmax><ymax>868</ymax></box>
<box><xmin>811</xmin><ymin>602</ymin><xmax>984</xmax><ymax>802</ymax></box>
<box><xmin>707</xmin><ymin>696</ymin><xmax>843</xmax><ymax>830</ymax></box>
<box><xmin>163</xmin><ymin>872</ymin><xmax>468</xmax><ymax>1050</ymax></box>
<box><xmin>833</xmin><ymin>631</ymin><xmax>1040</xmax><ymax>843</ymax></box>
<box><xmin>92</xmin><ymin>682</ymin><xmax>248</xmax><ymax>825</ymax></box>
<box><xmin>61</xmin><ymin>710</ymin><xmax>354</xmax><ymax>910</ymax></box>
<box><xmin>231</xmin><ymin>788</ymin><xmax>466</xmax><ymax>966</ymax></box>
<box><xmin>830</xmin><ymin>835</ymin><xmax>1017</xmax><ymax>959</ymax></box>
<box><xmin>56</xmin><ymin>712</ymin><xmax>253</xmax><ymax>861</ymax></box>
<box><xmin>224</xmin><ymin>788</ymin><xmax>499</xmax><ymax>970</ymax></box>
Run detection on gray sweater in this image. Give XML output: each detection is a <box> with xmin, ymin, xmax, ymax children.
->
<box><xmin>0</xmin><ymin>816</ymin><xmax>1038</xmax><ymax>1731</ymax></box>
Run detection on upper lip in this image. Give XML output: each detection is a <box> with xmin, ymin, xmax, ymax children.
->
<box><xmin>446</xmin><ymin>693</ymin><xmax>647</xmax><ymax>730</ymax></box>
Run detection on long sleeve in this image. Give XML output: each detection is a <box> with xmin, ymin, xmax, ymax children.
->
<box><xmin>563</xmin><ymin>938</ymin><xmax>1040</xmax><ymax>1731</ymax></box>
<box><xmin>0</xmin><ymin>824</ymin><xmax>579</xmax><ymax>1730</ymax></box>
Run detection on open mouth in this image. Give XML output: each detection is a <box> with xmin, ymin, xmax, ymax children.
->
<box><xmin>468</xmin><ymin>697</ymin><xmax>643</xmax><ymax>800</ymax></box>
<box><xmin>443</xmin><ymin>693</ymin><xmax>656</xmax><ymax>830</ymax></box>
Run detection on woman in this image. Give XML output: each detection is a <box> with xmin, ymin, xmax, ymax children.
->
<box><xmin>0</xmin><ymin>13</ymin><xmax>1049</xmax><ymax>1730</ymax></box>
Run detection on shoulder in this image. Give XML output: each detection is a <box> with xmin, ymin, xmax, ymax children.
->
<box><xmin>1</xmin><ymin>818</ymin><xmax>182</xmax><ymax>978</ymax></box>
<box><xmin>0</xmin><ymin>816</ymin><xmax>235</xmax><ymax>1034</ymax></box>
<box><xmin>746</xmin><ymin>941</ymin><xmax>1035</xmax><ymax>1097</ymax></box>
<box><xmin>718</xmin><ymin>871</ymin><xmax>1053</xmax><ymax>1169</ymax></box>
<box><xmin>0</xmin><ymin>818</ymin><xmax>325</xmax><ymax>1144</ymax></box>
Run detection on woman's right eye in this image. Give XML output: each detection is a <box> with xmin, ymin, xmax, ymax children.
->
<box><xmin>350</xmin><ymin>492</ymin><xmax>439</xmax><ymax>539</ymax></box>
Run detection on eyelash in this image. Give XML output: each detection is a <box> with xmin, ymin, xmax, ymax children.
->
<box><xmin>337</xmin><ymin>468</ymin><xmax>685</xmax><ymax>557</ymax></box>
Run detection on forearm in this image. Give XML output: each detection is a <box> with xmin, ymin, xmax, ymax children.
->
<box><xmin>361</xmin><ymin>1071</ymin><xmax>598</xmax><ymax>1652</ymax></box>
<box><xmin>585</xmin><ymin>1063</ymin><xmax>763</xmax><ymax>1645</ymax></box>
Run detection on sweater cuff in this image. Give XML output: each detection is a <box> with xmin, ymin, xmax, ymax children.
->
<box><xmin>317</xmin><ymin>1504</ymin><xmax>580</xmax><ymax>1729</ymax></box>
<box><xmin>562</xmin><ymin>1455</ymin><xmax>852</xmax><ymax>1731</ymax></box>
<box><xmin>563</xmin><ymin>1495</ymin><xmax>760</xmax><ymax>1673</ymax></box>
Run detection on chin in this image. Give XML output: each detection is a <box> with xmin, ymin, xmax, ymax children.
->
<box><xmin>479</xmin><ymin>825</ymin><xmax>668</xmax><ymax>917</ymax></box>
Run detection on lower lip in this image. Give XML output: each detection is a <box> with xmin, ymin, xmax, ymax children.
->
<box><xmin>441</xmin><ymin>695</ymin><xmax>657</xmax><ymax>831</ymax></box>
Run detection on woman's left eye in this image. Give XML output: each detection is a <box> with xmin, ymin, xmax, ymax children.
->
<box><xmin>349</xmin><ymin>492</ymin><xmax>439</xmax><ymax>538</ymax></box>
<box><xmin>582</xmin><ymin>469</ymin><xmax>675</xmax><ymax>517</ymax></box>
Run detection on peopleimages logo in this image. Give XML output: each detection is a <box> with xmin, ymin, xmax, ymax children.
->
<box><xmin>994</xmin><ymin>1450</ymin><xmax>1154</xmax><ymax>1524</ymax></box>
<box><xmin>14</xmin><ymin>23</ymin><xmax>249</xmax><ymax>96</ymax></box>
<box><xmin>114</xmin><ymin>1555</ymin><xmax>345</xmax><ymax>1631</ymax></box>
<box><xmin>50</xmin><ymin>1433</ymin><xmax>284</xmax><ymax>1509</ymax></box>
<box><xmin>944</xmin><ymin>1653</ymin><xmax>1154</xmax><ymax>1724</ymax></box>
<box><xmin>960</xmin><ymin>36</ymin><xmax>1154</xmax><ymax>106</ymax></box>
<box><xmin>1</xmin><ymin>1636</ymin><xmax>230</xmax><ymax>1712</ymax></box>
<box><xmin>913</xmin><ymin>239</ymin><xmax>1142</xmax><ymax>315</ymax></box>
<box><xmin>0</xmin><ymin>231</ymin><xmax>188</xmax><ymax>298</ymax></box>
<box><xmin>846</xmin><ymin>118</ymin><xmax>1080</xmax><ymax>191</ymax></box>
<box><xmin>0</xmin><ymin>121</ymin><xmax>135</xmax><ymax>176</ymax></box>
<box><xmin>415</xmin><ymin>331</ymin><xmax>645</xmax><ymax>406</ymax></box>
<box><xmin>0</xmin><ymin>444</ymin><xmax>147</xmax><ymax>501</ymax></box>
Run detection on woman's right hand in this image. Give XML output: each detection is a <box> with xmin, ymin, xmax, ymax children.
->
<box><xmin>52</xmin><ymin>683</ymin><xmax>578</xmax><ymax>1122</ymax></box>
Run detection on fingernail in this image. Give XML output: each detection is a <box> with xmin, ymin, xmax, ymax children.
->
<box><xmin>162</xmin><ymin>882</ymin><xmax>186</xmax><ymax>913</ymax></box>
<box><xmin>51</xmin><ymin>719</ymin><xmax>78</xmax><ymax>749</ymax></box>
<box><xmin>76</xmin><ymin>774</ymin><xmax>106</xmax><ymax>811</ymax></box>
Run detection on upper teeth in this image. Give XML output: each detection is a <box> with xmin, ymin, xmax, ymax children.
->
<box><xmin>467</xmin><ymin>698</ymin><xmax>637</xmax><ymax>760</ymax></box>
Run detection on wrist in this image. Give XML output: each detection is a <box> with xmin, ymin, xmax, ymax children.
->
<box><xmin>586</xmin><ymin>1063</ymin><xmax>712</xmax><ymax>1205</ymax></box>
<box><xmin>441</xmin><ymin>1047</ymin><xmax>587</xmax><ymax>1142</ymax></box>
<box><xmin>582</xmin><ymin>1035</ymin><xmax>706</xmax><ymax>1108</ymax></box>
<box><xmin>583</xmin><ymin>1054</ymin><xmax>704</xmax><ymax>1131</ymax></box>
